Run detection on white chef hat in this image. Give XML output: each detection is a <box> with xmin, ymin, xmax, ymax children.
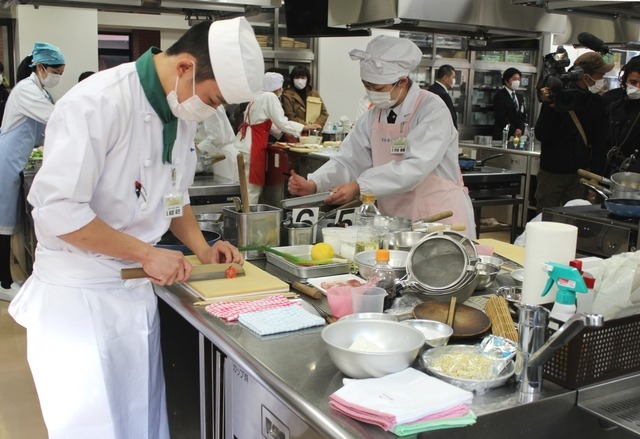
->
<box><xmin>263</xmin><ymin>72</ymin><xmax>284</xmax><ymax>92</ymax></box>
<box><xmin>349</xmin><ymin>35</ymin><xmax>422</xmax><ymax>84</ymax></box>
<box><xmin>208</xmin><ymin>17</ymin><xmax>264</xmax><ymax>104</ymax></box>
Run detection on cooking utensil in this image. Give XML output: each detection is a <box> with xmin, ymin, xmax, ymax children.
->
<box><xmin>458</xmin><ymin>153</ymin><xmax>504</xmax><ymax>171</ymax></box>
<box><xmin>578</xmin><ymin>169</ymin><xmax>640</xmax><ymax>200</ymax></box>
<box><xmin>604</xmin><ymin>198</ymin><xmax>640</xmax><ymax>217</ymax></box>
<box><xmin>290</xmin><ymin>281</ymin><xmax>323</xmax><ymax>299</ymax></box>
<box><xmin>156</xmin><ymin>230</ymin><xmax>221</xmax><ymax>254</ymax></box>
<box><xmin>121</xmin><ymin>262</ymin><xmax>244</xmax><ymax>281</ymax></box>
<box><xmin>420</xmin><ymin>210</ymin><xmax>453</xmax><ymax>223</ymax></box>
<box><xmin>414</xmin><ymin>223</ymin><xmax>467</xmax><ymax>233</ymax></box>
<box><xmin>413</xmin><ymin>301</ymin><xmax>491</xmax><ymax>338</ymax></box>
<box><xmin>311</xmin><ymin>302</ymin><xmax>337</xmax><ymax>324</ymax></box>
<box><xmin>406</xmin><ymin>234</ymin><xmax>471</xmax><ymax>291</ymax></box>
<box><xmin>281</xmin><ymin>191</ymin><xmax>332</xmax><ymax>209</ymax></box>
<box><xmin>446</xmin><ymin>297</ymin><xmax>457</xmax><ymax>327</ymax></box>
<box><xmin>236</xmin><ymin>153</ymin><xmax>250</xmax><ymax>214</ymax></box>
<box><xmin>401</xmin><ymin>319</ymin><xmax>453</xmax><ymax>347</ymax></box>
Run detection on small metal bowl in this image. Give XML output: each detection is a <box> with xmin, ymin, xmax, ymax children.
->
<box><xmin>389</xmin><ymin>231</ymin><xmax>427</xmax><ymax>251</ymax></box>
<box><xmin>496</xmin><ymin>286</ymin><xmax>522</xmax><ymax>304</ymax></box>
<box><xmin>401</xmin><ymin>319</ymin><xmax>453</xmax><ymax>347</ymax></box>
<box><xmin>355</xmin><ymin>250</ymin><xmax>408</xmax><ymax>279</ymax></box>
<box><xmin>477</xmin><ymin>255</ymin><xmax>504</xmax><ymax>270</ymax></box>
<box><xmin>475</xmin><ymin>263</ymin><xmax>500</xmax><ymax>290</ymax></box>
<box><xmin>510</xmin><ymin>269</ymin><xmax>524</xmax><ymax>286</ymax></box>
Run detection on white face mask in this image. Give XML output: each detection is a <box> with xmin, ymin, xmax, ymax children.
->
<box><xmin>366</xmin><ymin>83</ymin><xmax>399</xmax><ymax>110</ymax></box>
<box><xmin>627</xmin><ymin>85</ymin><xmax>640</xmax><ymax>100</ymax></box>
<box><xmin>39</xmin><ymin>67</ymin><xmax>61</xmax><ymax>89</ymax></box>
<box><xmin>586</xmin><ymin>74</ymin><xmax>606</xmax><ymax>94</ymax></box>
<box><xmin>293</xmin><ymin>78</ymin><xmax>307</xmax><ymax>90</ymax></box>
<box><xmin>166</xmin><ymin>62</ymin><xmax>217</xmax><ymax>122</ymax></box>
<box><xmin>451</xmin><ymin>77</ymin><xmax>456</xmax><ymax>87</ymax></box>
<box><xmin>510</xmin><ymin>80</ymin><xmax>520</xmax><ymax>90</ymax></box>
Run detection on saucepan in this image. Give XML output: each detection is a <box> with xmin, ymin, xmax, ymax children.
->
<box><xmin>578</xmin><ymin>171</ymin><xmax>640</xmax><ymax>217</ymax></box>
<box><xmin>578</xmin><ymin>169</ymin><xmax>640</xmax><ymax>200</ymax></box>
<box><xmin>458</xmin><ymin>153</ymin><xmax>503</xmax><ymax>171</ymax></box>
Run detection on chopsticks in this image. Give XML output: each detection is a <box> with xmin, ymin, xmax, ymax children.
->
<box><xmin>193</xmin><ymin>292</ymin><xmax>299</xmax><ymax>306</ymax></box>
<box><xmin>446</xmin><ymin>297</ymin><xmax>457</xmax><ymax>327</ymax></box>
<box><xmin>311</xmin><ymin>302</ymin><xmax>337</xmax><ymax>324</ymax></box>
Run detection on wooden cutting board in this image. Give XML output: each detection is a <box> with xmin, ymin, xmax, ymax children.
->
<box><xmin>185</xmin><ymin>256</ymin><xmax>289</xmax><ymax>300</ymax></box>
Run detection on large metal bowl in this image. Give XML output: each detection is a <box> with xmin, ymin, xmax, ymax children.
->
<box><xmin>321</xmin><ymin>320</ymin><xmax>424</xmax><ymax>378</ymax></box>
<box><xmin>355</xmin><ymin>250</ymin><xmax>408</xmax><ymax>279</ymax></box>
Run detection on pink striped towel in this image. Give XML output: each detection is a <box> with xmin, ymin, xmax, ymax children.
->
<box><xmin>205</xmin><ymin>294</ymin><xmax>295</xmax><ymax>322</ymax></box>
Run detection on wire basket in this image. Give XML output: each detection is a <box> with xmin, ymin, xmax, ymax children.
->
<box><xmin>543</xmin><ymin>313</ymin><xmax>640</xmax><ymax>389</ymax></box>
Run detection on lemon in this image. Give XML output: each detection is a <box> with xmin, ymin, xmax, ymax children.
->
<box><xmin>310</xmin><ymin>242</ymin><xmax>334</xmax><ymax>261</ymax></box>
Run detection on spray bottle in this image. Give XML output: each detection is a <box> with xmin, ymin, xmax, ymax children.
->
<box><xmin>541</xmin><ymin>262</ymin><xmax>588</xmax><ymax>328</ymax></box>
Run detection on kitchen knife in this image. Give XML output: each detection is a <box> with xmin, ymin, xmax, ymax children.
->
<box><xmin>121</xmin><ymin>263</ymin><xmax>245</xmax><ymax>281</ymax></box>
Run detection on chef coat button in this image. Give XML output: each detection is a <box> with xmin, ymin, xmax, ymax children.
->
<box><xmin>140</xmin><ymin>202</ymin><xmax>148</xmax><ymax>210</ymax></box>
<box><xmin>144</xmin><ymin>114</ymin><xmax>151</xmax><ymax>122</ymax></box>
<box><xmin>144</xmin><ymin>159</ymin><xmax>151</xmax><ymax>167</ymax></box>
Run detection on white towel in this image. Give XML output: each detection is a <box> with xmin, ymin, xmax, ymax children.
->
<box><xmin>238</xmin><ymin>305</ymin><xmax>325</xmax><ymax>336</ymax></box>
<box><xmin>332</xmin><ymin>368</ymin><xmax>473</xmax><ymax>425</ymax></box>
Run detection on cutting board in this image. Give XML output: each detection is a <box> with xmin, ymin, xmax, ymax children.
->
<box><xmin>185</xmin><ymin>256</ymin><xmax>289</xmax><ymax>300</ymax></box>
<box><xmin>476</xmin><ymin>238</ymin><xmax>525</xmax><ymax>266</ymax></box>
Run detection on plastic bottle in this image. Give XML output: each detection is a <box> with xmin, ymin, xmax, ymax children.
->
<box><xmin>570</xmin><ymin>257</ymin><xmax>603</xmax><ymax>314</ymax></box>
<box><xmin>367</xmin><ymin>249</ymin><xmax>397</xmax><ymax>310</ymax></box>
<box><xmin>355</xmin><ymin>193</ymin><xmax>381</xmax><ymax>255</ymax></box>
<box><xmin>528</xmin><ymin>127</ymin><xmax>536</xmax><ymax>151</ymax></box>
<box><xmin>540</xmin><ymin>262</ymin><xmax>588</xmax><ymax>329</ymax></box>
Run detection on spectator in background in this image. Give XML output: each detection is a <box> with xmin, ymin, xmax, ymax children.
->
<box><xmin>78</xmin><ymin>71</ymin><xmax>95</xmax><ymax>82</ymax></box>
<box><xmin>428</xmin><ymin>64</ymin><xmax>457</xmax><ymax>129</ymax></box>
<box><xmin>0</xmin><ymin>42</ymin><xmax>65</xmax><ymax>301</ymax></box>
<box><xmin>281</xmin><ymin>65</ymin><xmax>327</xmax><ymax>131</ymax></box>
<box><xmin>492</xmin><ymin>67</ymin><xmax>527</xmax><ymax>140</ymax></box>
<box><xmin>604</xmin><ymin>56</ymin><xmax>640</xmax><ymax>175</ymax></box>
<box><xmin>196</xmin><ymin>105</ymin><xmax>241</xmax><ymax>182</ymax></box>
<box><xmin>535</xmin><ymin>51</ymin><xmax>611</xmax><ymax>212</ymax></box>
<box><xmin>0</xmin><ymin>62</ymin><xmax>10</xmax><ymax>123</ymax></box>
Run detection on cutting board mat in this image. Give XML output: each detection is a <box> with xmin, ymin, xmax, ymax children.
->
<box><xmin>476</xmin><ymin>238</ymin><xmax>525</xmax><ymax>266</ymax></box>
<box><xmin>185</xmin><ymin>257</ymin><xmax>289</xmax><ymax>300</ymax></box>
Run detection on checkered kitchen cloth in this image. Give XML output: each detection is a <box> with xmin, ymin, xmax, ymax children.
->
<box><xmin>205</xmin><ymin>294</ymin><xmax>295</xmax><ymax>322</ymax></box>
<box><xmin>238</xmin><ymin>305</ymin><xmax>325</xmax><ymax>336</ymax></box>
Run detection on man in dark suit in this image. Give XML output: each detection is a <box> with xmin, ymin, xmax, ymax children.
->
<box><xmin>428</xmin><ymin>65</ymin><xmax>457</xmax><ymax>129</ymax></box>
<box><xmin>492</xmin><ymin>67</ymin><xmax>527</xmax><ymax>140</ymax></box>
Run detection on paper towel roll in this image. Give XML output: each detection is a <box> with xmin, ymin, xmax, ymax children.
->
<box><xmin>522</xmin><ymin>221</ymin><xmax>578</xmax><ymax>305</ymax></box>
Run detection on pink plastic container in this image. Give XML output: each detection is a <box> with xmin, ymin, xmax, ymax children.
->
<box><xmin>325</xmin><ymin>286</ymin><xmax>353</xmax><ymax>318</ymax></box>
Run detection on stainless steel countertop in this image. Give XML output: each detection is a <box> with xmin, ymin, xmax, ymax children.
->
<box><xmin>154</xmin><ymin>270</ymin><xmax>602</xmax><ymax>439</ymax></box>
<box><xmin>459</xmin><ymin>142</ymin><xmax>541</xmax><ymax>157</ymax></box>
<box><xmin>188</xmin><ymin>174</ymin><xmax>240</xmax><ymax>197</ymax></box>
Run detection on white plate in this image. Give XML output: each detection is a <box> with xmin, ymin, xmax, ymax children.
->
<box><xmin>307</xmin><ymin>273</ymin><xmax>366</xmax><ymax>294</ymax></box>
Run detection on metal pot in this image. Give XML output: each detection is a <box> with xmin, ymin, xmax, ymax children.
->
<box><xmin>578</xmin><ymin>169</ymin><xmax>640</xmax><ymax>200</ymax></box>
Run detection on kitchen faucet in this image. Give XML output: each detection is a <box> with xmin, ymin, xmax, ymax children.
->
<box><xmin>516</xmin><ymin>304</ymin><xmax>604</xmax><ymax>400</ymax></box>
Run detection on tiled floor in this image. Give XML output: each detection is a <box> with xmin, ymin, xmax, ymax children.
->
<box><xmin>0</xmin><ymin>262</ymin><xmax>47</xmax><ymax>439</ymax></box>
<box><xmin>0</xmin><ymin>231</ymin><xmax>510</xmax><ymax>438</ymax></box>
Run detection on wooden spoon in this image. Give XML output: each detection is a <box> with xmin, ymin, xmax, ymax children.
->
<box><xmin>446</xmin><ymin>296</ymin><xmax>457</xmax><ymax>328</ymax></box>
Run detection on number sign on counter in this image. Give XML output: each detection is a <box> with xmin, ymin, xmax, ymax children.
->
<box><xmin>292</xmin><ymin>207</ymin><xmax>320</xmax><ymax>225</ymax></box>
<box><xmin>335</xmin><ymin>208</ymin><xmax>356</xmax><ymax>226</ymax></box>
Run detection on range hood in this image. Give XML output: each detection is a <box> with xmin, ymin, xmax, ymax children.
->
<box><xmin>328</xmin><ymin>0</ymin><xmax>567</xmax><ymax>47</ymax></box>
<box><xmin>1</xmin><ymin>0</ymin><xmax>280</xmax><ymax>14</ymax></box>
<box><xmin>513</xmin><ymin>1</ymin><xmax>640</xmax><ymax>21</ymax></box>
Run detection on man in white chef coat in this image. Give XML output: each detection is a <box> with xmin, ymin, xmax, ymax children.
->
<box><xmin>288</xmin><ymin>35</ymin><xmax>476</xmax><ymax>236</ymax></box>
<box><xmin>9</xmin><ymin>17</ymin><xmax>262</xmax><ymax>439</ymax></box>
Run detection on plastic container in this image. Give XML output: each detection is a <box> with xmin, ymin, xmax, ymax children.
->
<box><xmin>326</xmin><ymin>286</ymin><xmax>353</xmax><ymax>318</ymax></box>
<box><xmin>355</xmin><ymin>193</ymin><xmax>382</xmax><ymax>256</ymax></box>
<box><xmin>351</xmin><ymin>286</ymin><xmax>386</xmax><ymax>314</ymax></box>
<box><xmin>366</xmin><ymin>249</ymin><xmax>397</xmax><ymax>309</ymax></box>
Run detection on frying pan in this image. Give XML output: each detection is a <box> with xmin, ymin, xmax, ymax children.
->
<box><xmin>458</xmin><ymin>153</ymin><xmax>503</xmax><ymax>171</ymax></box>
<box><xmin>604</xmin><ymin>199</ymin><xmax>640</xmax><ymax>218</ymax></box>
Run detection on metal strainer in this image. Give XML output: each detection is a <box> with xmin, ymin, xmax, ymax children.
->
<box><xmin>406</xmin><ymin>234</ymin><xmax>470</xmax><ymax>291</ymax></box>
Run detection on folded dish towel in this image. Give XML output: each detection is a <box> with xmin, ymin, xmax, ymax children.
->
<box><xmin>392</xmin><ymin>411</ymin><xmax>476</xmax><ymax>436</ymax></box>
<box><xmin>238</xmin><ymin>305</ymin><xmax>325</xmax><ymax>336</ymax></box>
<box><xmin>205</xmin><ymin>294</ymin><xmax>295</xmax><ymax>322</ymax></box>
<box><xmin>330</xmin><ymin>368</ymin><xmax>473</xmax><ymax>427</ymax></box>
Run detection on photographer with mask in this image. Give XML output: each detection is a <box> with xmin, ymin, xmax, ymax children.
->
<box><xmin>604</xmin><ymin>56</ymin><xmax>640</xmax><ymax>175</ymax></box>
<box><xmin>534</xmin><ymin>51</ymin><xmax>611</xmax><ymax>212</ymax></box>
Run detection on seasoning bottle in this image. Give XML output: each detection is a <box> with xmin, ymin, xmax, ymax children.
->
<box><xmin>355</xmin><ymin>193</ymin><xmax>381</xmax><ymax>255</ymax></box>
<box><xmin>367</xmin><ymin>249</ymin><xmax>397</xmax><ymax>310</ymax></box>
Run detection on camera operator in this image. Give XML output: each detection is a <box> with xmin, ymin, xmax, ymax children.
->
<box><xmin>534</xmin><ymin>51</ymin><xmax>612</xmax><ymax>213</ymax></box>
<box><xmin>604</xmin><ymin>56</ymin><xmax>640</xmax><ymax>175</ymax></box>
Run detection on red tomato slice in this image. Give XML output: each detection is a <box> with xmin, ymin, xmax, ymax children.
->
<box><xmin>225</xmin><ymin>266</ymin><xmax>238</xmax><ymax>279</ymax></box>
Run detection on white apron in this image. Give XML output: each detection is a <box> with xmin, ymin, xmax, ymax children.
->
<box><xmin>10</xmin><ymin>264</ymin><xmax>169</xmax><ymax>439</ymax></box>
<box><xmin>371</xmin><ymin>91</ymin><xmax>476</xmax><ymax>237</ymax></box>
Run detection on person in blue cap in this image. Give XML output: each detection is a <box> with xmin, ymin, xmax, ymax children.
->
<box><xmin>0</xmin><ymin>41</ymin><xmax>65</xmax><ymax>302</ymax></box>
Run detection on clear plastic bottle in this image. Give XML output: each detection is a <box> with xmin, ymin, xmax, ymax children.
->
<box><xmin>355</xmin><ymin>193</ymin><xmax>381</xmax><ymax>255</ymax></box>
<box><xmin>367</xmin><ymin>249</ymin><xmax>397</xmax><ymax>310</ymax></box>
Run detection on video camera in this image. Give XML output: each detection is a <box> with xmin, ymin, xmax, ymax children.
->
<box><xmin>536</xmin><ymin>45</ymin><xmax>584</xmax><ymax>111</ymax></box>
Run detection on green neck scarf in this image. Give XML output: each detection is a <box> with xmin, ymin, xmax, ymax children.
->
<box><xmin>136</xmin><ymin>47</ymin><xmax>177</xmax><ymax>164</ymax></box>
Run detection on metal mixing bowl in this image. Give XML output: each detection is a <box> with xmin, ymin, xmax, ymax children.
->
<box><xmin>475</xmin><ymin>263</ymin><xmax>501</xmax><ymax>290</ymax></box>
<box><xmin>410</xmin><ymin>272</ymin><xmax>480</xmax><ymax>303</ymax></box>
<box><xmin>321</xmin><ymin>320</ymin><xmax>424</xmax><ymax>378</ymax></box>
<box><xmin>355</xmin><ymin>250</ymin><xmax>408</xmax><ymax>279</ymax></box>
<box><xmin>477</xmin><ymin>255</ymin><xmax>504</xmax><ymax>270</ymax></box>
<box><xmin>389</xmin><ymin>231</ymin><xmax>427</xmax><ymax>251</ymax></box>
<box><xmin>339</xmin><ymin>312</ymin><xmax>397</xmax><ymax>322</ymax></box>
<box><xmin>401</xmin><ymin>319</ymin><xmax>453</xmax><ymax>347</ymax></box>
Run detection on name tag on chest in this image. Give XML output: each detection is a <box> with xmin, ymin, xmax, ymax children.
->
<box><xmin>391</xmin><ymin>137</ymin><xmax>407</xmax><ymax>154</ymax></box>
